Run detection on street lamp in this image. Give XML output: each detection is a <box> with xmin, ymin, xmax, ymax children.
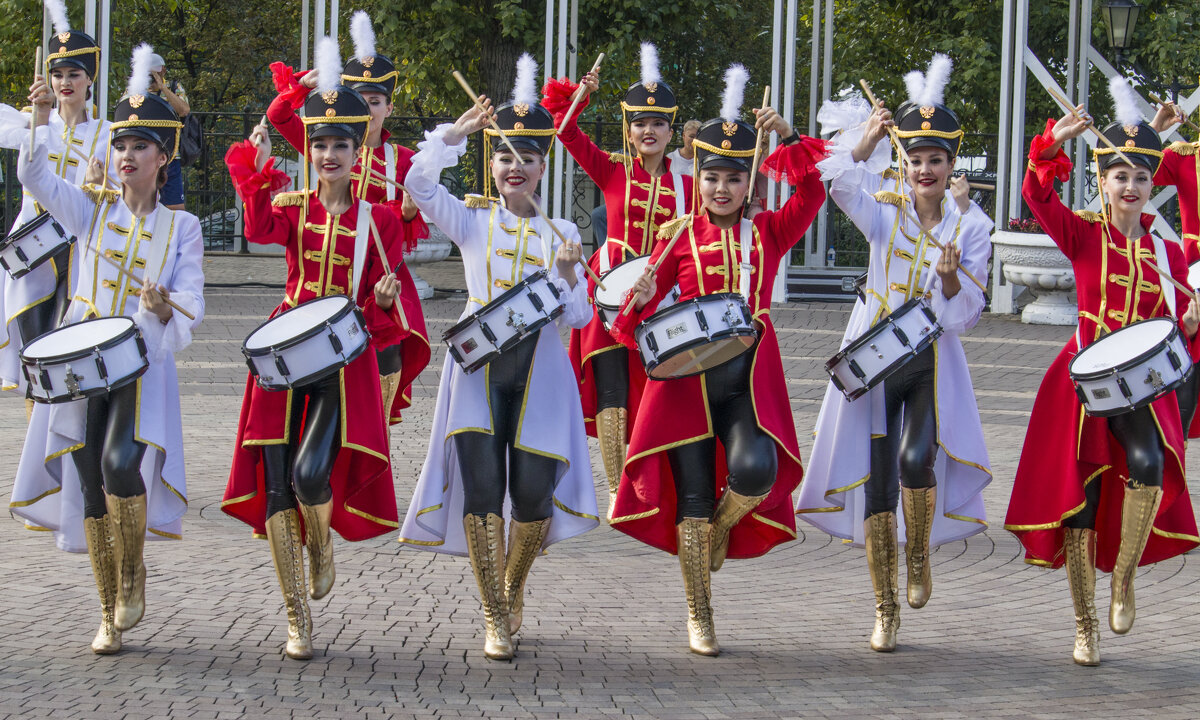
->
<box><xmin>1101</xmin><ymin>0</ymin><xmax>1140</xmax><ymax>61</ymax></box>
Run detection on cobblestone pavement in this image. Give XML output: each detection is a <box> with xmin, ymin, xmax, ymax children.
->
<box><xmin>1</xmin><ymin>255</ymin><xmax>1199</xmax><ymax>719</ymax></box>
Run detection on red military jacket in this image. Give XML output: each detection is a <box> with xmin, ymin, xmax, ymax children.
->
<box><xmin>1154</xmin><ymin>140</ymin><xmax>1200</xmax><ymax>263</ymax></box>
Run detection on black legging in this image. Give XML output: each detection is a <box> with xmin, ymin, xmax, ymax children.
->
<box><xmin>666</xmin><ymin>352</ymin><xmax>777</xmax><ymax>522</ymax></box>
<box><xmin>1064</xmin><ymin>405</ymin><xmax>1164</xmax><ymax>530</ymax></box>
<box><xmin>864</xmin><ymin>346</ymin><xmax>939</xmax><ymax>518</ymax></box>
<box><xmin>1175</xmin><ymin>369</ymin><xmax>1199</xmax><ymax>435</ymax></box>
<box><xmin>73</xmin><ymin>381</ymin><xmax>147</xmax><ymax>520</ymax></box>
<box><xmin>262</xmin><ymin>372</ymin><xmax>341</xmax><ymax>518</ymax></box>
<box><xmin>592</xmin><ymin>346</ymin><xmax>629</xmax><ymax>412</ymax></box>
<box><xmin>453</xmin><ymin>333</ymin><xmax>559</xmax><ymax>522</ymax></box>
<box><xmin>376</xmin><ymin>346</ymin><xmax>402</xmax><ymax>376</ymax></box>
<box><xmin>15</xmin><ymin>244</ymin><xmax>73</xmax><ymax>351</ymax></box>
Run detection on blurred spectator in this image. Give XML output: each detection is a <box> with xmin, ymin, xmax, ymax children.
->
<box><xmin>665</xmin><ymin>119</ymin><xmax>700</xmax><ymax>175</ymax></box>
<box><xmin>148</xmin><ymin>53</ymin><xmax>190</xmax><ymax>210</ymax></box>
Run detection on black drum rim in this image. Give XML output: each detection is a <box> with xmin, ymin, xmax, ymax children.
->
<box><xmin>242</xmin><ymin>295</ymin><xmax>362</xmax><ymax>358</ymax></box>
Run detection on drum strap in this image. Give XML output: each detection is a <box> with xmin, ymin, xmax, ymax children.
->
<box><xmin>351</xmin><ymin>200</ymin><xmax>371</xmax><ymax>300</ymax></box>
<box><xmin>738</xmin><ymin>219</ymin><xmax>753</xmax><ymax>301</ymax></box>
<box><xmin>671</xmin><ymin>172</ymin><xmax>684</xmax><ymax>219</ymax></box>
<box><xmin>142</xmin><ymin>207</ymin><xmax>176</xmax><ymax>287</ymax></box>
<box><xmin>1151</xmin><ymin>234</ymin><xmax>1175</xmax><ymax>317</ymax></box>
<box><xmin>384</xmin><ymin>143</ymin><xmax>396</xmax><ymax>202</ymax></box>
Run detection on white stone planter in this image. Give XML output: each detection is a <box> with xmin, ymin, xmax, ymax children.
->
<box><xmin>403</xmin><ymin>223</ymin><xmax>454</xmax><ymax>299</ymax></box>
<box><xmin>991</xmin><ymin>230</ymin><xmax>1076</xmax><ymax>326</ymax></box>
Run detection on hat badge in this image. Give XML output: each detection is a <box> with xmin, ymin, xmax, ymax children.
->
<box><xmin>721</xmin><ymin>139</ymin><xmax>732</xmax><ymax>149</ymax></box>
<box><xmin>513</xmin><ymin>121</ymin><xmax>525</xmax><ymax>130</ymax></box>
<box><xmin>919</xmin><ymin>106</ymin><xmax>936</xmax><ymax>119</ymax></box>
<box><xmin>127</xmin><ymin>114</ymin><xmax>139</xmax><ymax>121</ymax></box>
<box><xmin>643</xmin><ymin>81</ymin><xmax>658</xmax><ymax>93</ymax></box>
<box><xmin>362</xmin><ymin>70</ymin><xmax>372</xmax><ymax>78</ymax></box>
<box><xmin>921</xmin><ymin>121</ymin><xmax>932</xmax><ymax>130</ymax></box>
<box><xmin>361</xmin><ymin>56</ymin><xmax>375</xmax><ymax>68</ymax></box>
<box><xmin>514</xmin><ymin>103</ymin><xmax>529</xmax><ymax>117</ymax></box>
<box><xmin>321</xmin><ymin>90</ymin><xmax>339</xmax><ymax>105</ymax></box>
<box><xmin>325</xmin><ymin>109</ymin><xmax>336</xmax><ymax>117</ymax></box>
<box><xmin>1123</xmin><ymin>124</ymin><xmax>1139</xmax><ymax>138</ymax></box>
<box><xmin>57</xmin><ymin>32</ymin><xmax>71</xmax><ymax>44</ymax></box>
<box><xmin>129</xmin><ymin>95</ymin><xmax>145</xmax><ymax>109</ymax></box>
<box><xmin>722</xmin><ymin>121</ymin><xmax>738</xmax><ymax>137</ymax></box>
<box><xmin>1125</xmin><ymin>139</ymin><xmax>1136</xmax><ymax>147</ymax></box>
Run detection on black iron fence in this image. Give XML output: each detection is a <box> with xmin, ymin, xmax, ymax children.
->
<box><xmin>0</xmin><ymin>112</ymin><xmax>1010</xmax><ymax>263</ymax></box>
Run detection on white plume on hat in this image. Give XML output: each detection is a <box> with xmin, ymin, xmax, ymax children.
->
<box><xmin>349</xmin><ymin>11</ymin><xmax>376</xmax><ymax>63</ymax></box>
<box><xmin>125</xmin><ymin>43</ymin><xmax>154</xmax><ymax>99</ymax></box>
<box><xmin>640</xmin><ymin>42</ymin><xmax>661</xmax><ymax>88</ymax></box>
<box><xmin>720</xmin><ymin>64</ymin><xmax>749</xmax><ymax>123</ymax></box>
<box><xmin>45</xmin><ymin>0</ymin><xmax>70</xmax><ymax>35</ymax></box>
<box><xmin>512</xmin><ymin>53</ymin><xmax>538</xmax><ymax>107</ymax></box>
<box><xmin>1108</xmin><ymin>75</ymin><xmax>1144</xmax><ymax>127</ymax></box>
<box><xmin>904</xmin><ymin>53</ymin><xmax>953</xmax><ymax>107</ymax></box>
<box><xmin>314</xmin><ymin>35</ymin><xmax>341</xmax><ymax>94</ymax></box>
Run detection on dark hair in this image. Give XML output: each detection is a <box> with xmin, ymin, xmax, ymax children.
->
<box><xmin>156</xmin><ymin>149</ymin><xmax>170</xmax><ymax>189</ymax></box>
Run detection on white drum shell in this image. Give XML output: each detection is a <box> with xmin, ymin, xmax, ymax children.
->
<box><xmin>244</xmin><ymin>297</ymin><xmax>369</xmax><ymax>390</ymax></box>
<box><xmin>0</xmin><ymin>213</ymin><xmax>72</xmax><ymax>279</ymax></box>
<box><xmin>1070</xmin><ymin>318</ymin><xmax>1192</xmax><ymax>416</ymax></box>
<box><xmin>634</xmin><ymin>294</ymin><xmax>757</xmax><ymax>377</ymax></box>
<box><xmin>594</xmin><ymin>256</ymin><xmax>681</xmax><ymax>330</ymax></box>
<box><xmin>445</xmin><ymin>272</ymin><xmax>565</xmax><ymax>374</ymax></box>
<box><xmin>827</xmin><ymin>298</ymin><xmax>943</xmax><ymax>400</ymax></box>
<box><xmin>21</xmin><ymin>317</ymin><xmax>148</xmax><ymax>403</ymax></box>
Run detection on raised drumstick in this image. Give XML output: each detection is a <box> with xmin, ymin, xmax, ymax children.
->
<box><xmin>1043</xmin><ymin>85</ymin><xmax>1136</xmax><ymax>168</ymax></box>
<box><xmin>366</xmin><ymin>211</ymin><xmax>410</xmax><ymax>332</ymax></box>
<box><xmin>746</xmin><ymin>85</ymin><xmax>771</xmax><ymax>207</ymax></box>
<box><xmin>556</xmin><ymin>53</ymin><xmax>605</xmax><ymax>132</ymax></box>
<box><xmin>28</xmin><ymin>48</ymin><xmax>41</xmax><ymax>157</ymax></box>
<box><xmin>91</xmin><ymin>243</ymin><xmax>196</xmax><ymax>320</ymax></box>
<box><xmin>452</xmin><ymin>71</ymin><xmax>525</xmax><ymax>165</ymax></box>
<box><xmin>1148</xmin><ymin>92</ymin><xmax>1200</xmax><ymax>134</ymax></box>
<box><xmin>525</xmin><ymin>197</ymin><xmax>605</xmax><ymax>291</ymax></box>
<box><xmin>620</xmin><ymin>214</ymin><xmax>692</xmax><ymax>317</ymax></box>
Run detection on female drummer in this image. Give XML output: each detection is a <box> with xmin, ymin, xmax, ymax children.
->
<box><xmin>9</xmin><ymin>43</ymin><xmax>204</xmax><ymax>655</ymax></box>
<box><xmin>612</xmin><ymin>66</ymin><xmax>825</xmax><ymax>656</ymax></box>
<box><xmin>399</xmin><ymin>55</ymin><xmax>598</xmax><ymax>661</ymax></box>
<box><xmin>795</xmin><ymin>55</ymin><xmax>993</xmax><ymax>653</ymax></box>
<box><xmin>541</xmin><ymin>42</ymin><xmax>693</xmax><ymax>517</ymax></box>
<box><xmin>222</xmin><ymin>38</ymin><xmax>426</xmax><ymax>660</ymax></box>
<box><xmin>1005</xmin><ymin>77</ymin><xmax>1200</xmax><ymax>666</ymax></box>
<box><xmin>0</xmin><ymin>0</ymin><xmax>117</xmax><ymax>409</ymax></box>
<box><xmin>265</xmin><ymin>10</ymin><xmax>429</xmax><ymax>426</ymax></box>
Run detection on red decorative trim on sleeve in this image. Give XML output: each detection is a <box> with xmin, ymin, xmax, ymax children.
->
<box><xmin>759</xmin><ymin>136</ymin><xmax>830</xmax><ymax>186</ymax></box>
<box><xmin>225</xmin><ymin>140</ymin><xmax>291</xmax><ymax>199</ymax></box>
<box><xmin>1027</xmin><ymin>118</ymin><xmax>1073</xmax><ymax>185</ymax></box>
<box><xmin>541</xmin><ymin>77</ymin><xmax>589</xmax><ymax>125</ymax></box>
<box><xmin>270</xmin><ymin>62</ymin><xmax>311</xmax><ymax>110</ymax></box>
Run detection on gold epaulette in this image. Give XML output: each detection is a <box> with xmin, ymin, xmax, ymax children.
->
<box><xmin>1074</xmin><ymin>209</ymin><xmax>1104</xmax><ymax>223</ymax></box>
<box><xmin>82</xmin><ymin>183</ymin><xmax>119</xmax><ymax>205</ymax></box>
<box><xmin>873</xmin><ymin>190</ymin><xmax>907</xmax><ymax>207</ymax></box>
<box><xmin>608</xmin><ymin>152</ymin><xmax>629</xmax><ymax>164</ymax></box>
<box><xmin>655</xmin><ymin>216</ymin><xmax>691</xmax><ymax>241</ymax></box>
<box><xmin>883</xmin><ymin>167</ymin><xmax>902</xmax><ymax>181</ymax></box>
<box><xmin>1168</xmin><ymin>141</ymin><xmax>1198</xmax><ymax>156</ymax></box>
<box><xmin>463</xmin><ymin>194</ymin><xmax>496</xmax><ymax>209</ymax></box>
<box><xmin>271</xmin><ymin>191</ymin><xmax>305</xmax><ymax>207</ymax></box>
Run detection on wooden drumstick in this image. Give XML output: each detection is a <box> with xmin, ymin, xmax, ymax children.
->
<box><xmin>66</xmin><ymin>144</ymin><xmax>117</xmax><ymax>189</ymax></box>
<box><xmin>1043</xmin><ymin>85</ymin><xmax>1136</xmax><ymax>168</ymax></box>
<box><xmin>619</xmin><ymin>214</ymin><xmax>692</xmax><ymax>317</ymax></box>
<box><xmin>556</xmin><ymin>52</ymin><xmax>605</xmax><ymax>132</ymax></box>
<box><xmin>367</xmin><ymin>165</ymin><xmax>406</xmax><ymax>192</ymax></box>
<box><xmin>859</xmin><ymin>79</ymin><xmax>914</xmax><ymax>170</ymax></box>
<box><xmin>29</xmin><ymin>48</ymin><xmax>41</xmax><ymax>157</ymax></box>
<box><xmin>91</xmin><ymin>243</ymin><xmax>196</xmax><ymax>320</ymax></box>
<box><xmin>1147</xmin><ymin>92</ymin><xmax>1200</xmax><ymax>134</ymax></box>
<box><xmin>917</xmin><ymin>230</ymin><xmax>988</xmax><ymax>294</ymax></box>
<box><xmin>746</xmin><ymin>85</ymin><xmax>771</xmax><ymax>207</ymax></box>
<box><xmin>451</xmin><ymin>71</ymin><xmax>525</xmax><ymax>165</ymax></box>
<box><xmin>366</xmin><ymin>211</ymin><xmax>410</xmax><ymax>332</ymax></box>
<box><xmin>525</xmin><ymin>197</ymin><xmax>605</xmax><ymax>291</ymax></box>
<box><xmin>1139</xmin><ymin>256</ymin><xmax>1200</xmax><ymax>303</ymax></box>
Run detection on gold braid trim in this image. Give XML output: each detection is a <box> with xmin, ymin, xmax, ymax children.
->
<box><xmin>894</xmin><ymin>128</ymin><xmax>965</xmax><ymax>141</ymax></box>
<box><xmin>272</xmin><ymin>191</ymin><xmax>306</xmax><ymax>207</ymax></box>
<box><xmin>1094</xmin><ymin>146</ymin><xmax>1164</xmax><ymax>159</ymax></box>
<box><xmin>110</xmin><ymin>119</ymin><xmax>183</xmax><ymax>131</ymax></box>
<box><xmin>484</xmin><ymin>127</ymin><xmax>557</xmax><ymax>138</ymax></box>
<box><xmin>464</xmin><ymin>194</ymin><xmax>496</xmax><ymax>209</ymax></box>
<box><xmin>1168</xmin><ymin>141</ymin><xmax>1198</xmax><ymax>156</ymax></box>
<box><xmin>691</xmin><ymin>140</ymin><xmax>755</xmax><ymax>158</ymax></box>
<box><xmin>873</xmin><ymin>190</ymin><xmax>907</xmax><ymax>207</ymax></box>
<box><xmin>341</xmin><ymin>71</ymin><xmax>399</xmax><ymax>84</ymax></box>
<box><xmin>1074</xmin><ymin>209</ymin><xmax>1104</xmax><ymax>224</ymax></box>
<box><xmin>883</xmin><ymin>167</ymin><xmax>902</xmax><ymax>180</ymax></box>
<box><xmin>655</xmin><ymin>216</ymin><xmax>691</xmax><ymax>240</ymax></box>
<box><xmin>609</xmin><ymin>152</ymin><xmax>630</xmax><ymax>164</ymax></box>
<box><xmin>301</xmin><ymin>114</ymin><xmax>371</xmax><ymax>125</ymax></box>
<box><xmin>82</xmin><ymin>184</ymin><xmax>119</xmax><ymax>205</ymax></box>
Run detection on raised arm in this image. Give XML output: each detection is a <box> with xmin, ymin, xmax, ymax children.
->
<box><xmin>541</xmin><ymin>74</ymin><xmax>620</xmax><ymax>188</ymax></box>
<box><xmin>16</xmin><ymin>127</ymin><xmax>95</xmax><ymax>237</ymax></box>
<box><xmin>817</xmin><ymin>104</ymin><xmax>896</xmax><ymax>242</ymax></box>
<box><xmin>1022</xmin><ymin>113</ymin><xmax>1093</xmax><ymax>258</ymax></box>
<box><xmin>266</xmin><ymin>62</ymin><xmax>313</xmax><ymax>154</ymax></box>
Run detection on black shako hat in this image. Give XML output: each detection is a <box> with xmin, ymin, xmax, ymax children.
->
<box><xmin>693</xmin><ymin>118</ymin><xmax>756</xmax><ymax>173</ymax></box>
<box><xmin>112</xmin><ymin>92</ymin><xmax>181</xmax><ymax>159</ymax></box>
<box><xmin>487</xmin><ymin>101</ymin><xmax>556</xmax><ymax>156</ymax></box>
<box><xmin>302</xmin><ymin>85</ymin><xmax>370</xmax><ymax>145</ymax></box>
<box><xmin>894</xmin><ymin>101</ymin><xmax>963</xmax><ymax>157</ymax></box>
<box><xmin>47</xmin><ymin>30</ymin><xmax>100</xmax><ymax>79</ymax></box>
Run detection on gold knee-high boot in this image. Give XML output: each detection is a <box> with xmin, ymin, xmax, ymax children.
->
<box><xmin>266</xmin><ymin>509</ymin><xmax>313</xmax><ymax>660</ymax></box>
<box><xmin>865</xmin><ymin>512</ymin><xmax>900</xmax><ymax>652</ymax></box>
<box><xmin>83</xmin><ymin>516</ymin><xmax>121</xmax><ymax>655</ymax></box>
<box><xmin>677</xmin><ymin>518</ymin><xmax>718</xmax><ymax>656</ymax></box>
<box><xmin>380</xmin><ymin>371</ymin><xmax>401</xmax><ymax>426</ymax></box>
<box><xmin>463</xmin><ymin>513</ymin><xmax>513</xmax><ymax>660</ymax></box>
<box><xmin>901</xmin><ymin>486</ymin><xmax>936</xmax><ymax>609</ymax></box>
<box><xmin>24</xmin><ymin>397</ymin><xmax>34</xmax><ymax>422</ymax></box>
<box><xmin>1110</xmin><ymin>484</ymin><xmax>1163</xmax><ymax>634</ymax></box>
<box><xmin>298</xmin><ymin>500</ymin><xmax>335</xmax><ymax>600</ymax></box>
<box><xmin>105</xmin><ymin>494</ymin><xmax>147</xmax><ymax>631</ymax></box>
<box><xmin>1064</xmin><ymin>527</ymin><xmax>1099</xmax><ymax>666</ymax></box>
<box><xmin>709</xmin><ymin>489</ymin><xmax>767</xmax><ymax>572</ymax></box>
<box><xmin>505</xmin><ymin>518</ymin><xmax>551</xmax><ymax>634</ymax></box>
<box><xmin>595</xmin><ymin>407</ymin><xmax>627</xmax><ymax>519</ymax></box>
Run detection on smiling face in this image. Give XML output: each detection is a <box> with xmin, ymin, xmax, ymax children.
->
<box><xmin>1100</xmin><ymin>163</ymin><xmax>1153</xmax><ymax>216</ymax></box>
<box><xmin>628</xmin><ymin>117</ymin><xmax>672</xmax><ymax>159</ymax></box>
<box><xmin>50</xmin><ymin>67</ymin><xmax>92</xmax><ymax>107</ymax></box>
<box><xmin>905</xmin><ymin>147</ymin><xmax>954</xmax><ymax>203</ymax></box>
<box><xmin>699</xmin><ymin>166</ymin><xmax>750</xmax><ymax>219</ymax></box>
<box><xmin>111</xmin><ymin>136</ymin><xmax>168</xmax><ymax>187</ymax></box>
<box><xmin>490</xmin><ymin>148</ymin><xmax>546</xmax><ymax>204</ymax></box>
<box><xmin>309</xmin><ymin>134</ymin><xmax>358</xmax><ymax>183</ymax></box>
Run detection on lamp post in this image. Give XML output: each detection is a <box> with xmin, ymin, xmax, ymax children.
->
<box><xmin>1100</xmin><ymin>0</ymin><xmax>1196</xmax><ymax>103</ymax></box>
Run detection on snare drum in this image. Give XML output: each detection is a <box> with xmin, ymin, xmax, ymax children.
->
<box><xmin>634</xmin><ymin>293</ymin><xmax>759</xmax><ymax>380</ymax></box>
<box><xmin>21</xmin><ymin>317</ymin><xmax>149</xmax><ymax>403</ymax></box>
<box><xmin>0</xmin><ymin>212</ymin><xmax>74</xmax><ymax>279</ymax></box>
<box><xmin>444</xmin><ymin>270</ymin><xmax>565</xmax><ymax>374</ymax></box>
<box><xmin>1068</xmin><ymin>317</ymin><xmax>1192</xmax><ymax>417</ymax></box>
<box><xmin>593</xmin><ymin>256</ymin><xmax>681</xmax><ymax>330</ymax></box>
<box><xmin>243</xmin><ymin>296</ymin><xmax>369</xmax><ymax>391</ymax></box>
<box><xmin>826</xmin><ymin>297</ymin><xmax>944</xmax><ymax>401</ymax></box>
